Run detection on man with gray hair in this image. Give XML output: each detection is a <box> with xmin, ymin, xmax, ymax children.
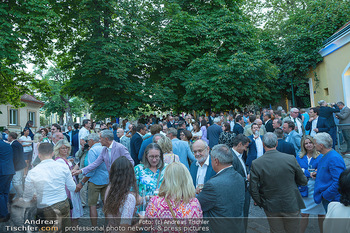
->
<box><xmin>335</xmin><ymin>101</ymin><xmax>350</xmax><ymax>154</ymax></box>
<box><xmin>313</xmin><ymin>132</ymin><xmax>346</xmax><ymax>211</ymax></box>
<box><xmin>283</xmin><ymin>107</ymin><xmax>304</xmax><ymax>136</ymax></box>
<box><xmin>72</xmin><ymin>130</ymin><xmax>134</xmax><ymax>176</ymax></box>
<box><xmin>250</xmin><ymin>133</ymin><xmax>307</xmax><ymax>233</ymax></box>
<box><xmin>117</xmin><ymin>128</ymin><xmax>131</xmax><ymax>152</ymax></box>
<box><xmin>197</xmin><ymin>144</ymin><xmax>245</xmax><ymax>233</ymax></box>
<box><xmin>190</xmin><ymin>140</ymin><xmax>216</xmax><ymax>193</ymax></box>
<box><xmin>75</xmin><ymin>133</ymin><xmax>107</xmax><ymax>226</ymax></box>
<box><xmin>167</xmin><ymin>128</ymin><xmax>196</xmax><ymax>169</ymax></box>
<box><xmin>207</xmin><ymin>117</ymin><xmax>223</xmax><ymax>149</ymax></box>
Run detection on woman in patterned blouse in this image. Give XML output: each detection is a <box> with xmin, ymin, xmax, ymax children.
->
<box><xmin>145</xmin><ymin>162</ymin><xmax>203</xmax><ymax>233</ymax></box>
<box><xmin>134</xmin><ymin>143</ymin><xmax>166</xmax><ymax>197</ymax></box>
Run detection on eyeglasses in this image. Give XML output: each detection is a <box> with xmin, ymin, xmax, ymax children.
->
<box><xmin>193</xmin><ymin>148</ymin><xmax>206</xmax><ymax>154</ymax></box>
<box><xmin>148</xmin><ymin>155</ymin><xmax>160</xmax><ymax>160</ymax></box>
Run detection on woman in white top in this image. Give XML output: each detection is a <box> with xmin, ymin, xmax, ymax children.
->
<box><xmin>191</xmin><ymin>122</ymin><xmax>202</xmax><ymax>141</ymax></box>
<box><xmin>323</xmin><ymin>168</ymin><xmax>350</xmax><ymax>233</ymax></box>
<box><xmin>104</xmin><ymin>156</ymin><xmax>141</xmax><ymax>233</ymax></box>
<box><xmin>54</xmin><ymin>139</ymin><xmax>83</xmax><ymax>226</ymax></box>
<box><xmin>19</xmin><ymin>128</ymin><xmax>33</xmax><ymax>176</ymax></box>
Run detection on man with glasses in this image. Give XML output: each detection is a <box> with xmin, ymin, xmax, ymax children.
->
<box><xmin>283</xmin><ymin>108</ymin><xmax>304</xmax><ymax>136</ymax></box>
<box><xmin>189</xmin><ymin>140</ymin><xmax>216</xmax><ymax>194</ymax></box>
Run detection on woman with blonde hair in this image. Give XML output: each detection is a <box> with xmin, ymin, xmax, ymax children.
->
<box><xmin>145</xmin><ymin>162</ymin><xmax>202</xmax><ymax>232</ymax></box>
<box><xmin>54</xmin><ymin>139</ymin><xmax>83</xmax><ymax>225</ymax></box>
<box><xmin>297</xmin><ymin>135</ymin><xmax>325</xmax><ymax>233</ymax></box>
<box><xmin>156</xmin><ymin>136</ymin><xmax>180</xmax><ymax>165</ymax></box>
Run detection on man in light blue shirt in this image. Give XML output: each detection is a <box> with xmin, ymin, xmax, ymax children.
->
<box><xmin>76</xmin><ymin>133</ymin><xmax>108</xmax><ymax>226</ymax></box>
<box><xmin>168</xmin><ymin>128</ymin><xmax>196</xmax><ymax>169</ymax></box>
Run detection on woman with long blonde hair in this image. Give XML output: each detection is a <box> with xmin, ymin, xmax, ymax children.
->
<box><xmin>145</xmin><ymin>162</ymin><xmax>202</xmax><ymax>232</ymax></box>
<box><xmin>297</xmin><ymin>135</ymin><xmax>325</xmax><ymax>233</ymax></box>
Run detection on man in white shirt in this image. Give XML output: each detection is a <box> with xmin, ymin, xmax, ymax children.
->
<box><xmin>231</xmin><ymin>134</ymin><xmax>251</xmax><ymax>231</ymax></box>
<box><xmin>283</xmin><ymin>108</ymin><xmax>304</xmax><ymax>136</ymax></box>
<box><xmin>22</xmin><ymin>143</ymin><xmax>76</xmax><ymax>230</ymax></box>
<box><xmin>189</xmin><ymin>140</ymin><xmax>216</xmax><ymax>194</ymax></box>
<box><xmin>79</xmin><ymin>119</ymin><xmax>91</xmax><ymax>150</ymax></box>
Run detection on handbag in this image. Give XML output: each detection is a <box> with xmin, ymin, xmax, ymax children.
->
<box><xmin>165</xmin><ymin>198</ymin><xmax>184</xmax><ymax>233</ymax></box>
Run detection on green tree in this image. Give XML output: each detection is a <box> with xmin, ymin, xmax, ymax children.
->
<box><xmin>245</xmin><ymin>0</ymin><xmax>350</xmax><ymax>107</ymax></box>
<box><xmin>0</xmin><ymin>0</ymin><xmax>59</xmax><ymax>106</ymax></box>
<box><xmin>146</xmin><ymin>0</ymin><xmax>279</xmax><ymax>112</ymax></box>
<box><xmin>36</xmin><ymin>66</ymin><xmax>88</xmax><ymax>125</ymax></box>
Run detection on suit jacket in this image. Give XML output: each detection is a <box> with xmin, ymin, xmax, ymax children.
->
<box><xmin>305</xmin><ymin>116</ymin><xmax>330</xmax><ymax>134</ymax></box>
<box><xmin>197</xmin><ymin>167</ymin><xmax>245</xmax><ymax>233</ymax></box>
<box><xmin>0</xmin><ymin>140</ymin><xmax>15</xmax><ymax>175</ymax></box>
<box><xmin>336</xmin><ymin>106</ymin><xmax>350</xmax><ymax>129</ymax></box>
<box><xmin>63</xmin><ymin>132</ymin><xmax>70</xmax><ymax>142</ymax></box>
<box><xmin>319</xmin><ymin>105</ymin><xmax>340</xmax><ymax>127</ymax></box>
<box><xmin>296</xmin><ymin>154</ymin><xmax>323</xmax><ymax>197</ymax></box>
<box><xmin>249</xmin><ymin>149</ymin><xmax>307</xmax><ymax>213</ymax></box>
<box><xmin>246</xmin><ymin>135</ymin><xmax>264</xmax><ymax>168</ymax></box>
<box><xmin>207</xmin><ymin>123</ymin><xmax>222</xmax><ymax>149</ymax></box>
<box><xmin>285</xmin><ymin>130</ymin><xmax>301</xmax><ymax>155</ymax></box>
<box><xmin>265</xmin><ymin>119</ymin><xmax>274</xmax><ymax>132</ymax></box>
<box><xmin>233</xmin><ymin>123</ymin><xmax>244</xmax><ymax>135</ymax></box>
<box><xmin>130</xmin><ymin>133</ymin><xmax>143</xmax><ymax>166</ymax></box>
<box><xmin>82</xmin><ymin>141</ymin><xmax>134</xmax><ymax>174</ymax></box>
<box><xmin>283</xmin><ymin>116</ymin><xmax>305</xmax><ymax>136</ymax></box>
<box><xmin>11</xmin><ymin>140</ymin><xmax>26</xmax><ymax>171</ymax></box>
<box><xmin>172</xmin><ymin>138</ymin><xmax>195</xmax><ymax>169</ymax></box>
<box><xmin>189</xmin><ymin>157</ymin><xmax>216</xmax><ymax>187</ymax></box>
<box><xmin>276</xmin><ymin>139</ymin><xmax>296</xmax><ymax>157</ymax></box>
<box><xmin>167</xmin><ymin>121</ymin><xmax>175</xmax><ymax>128</ymax></box>
<box><xmin>138</xmin><ymin>135</ymin><xmax>153</xmax><ymax>161</ymax></box>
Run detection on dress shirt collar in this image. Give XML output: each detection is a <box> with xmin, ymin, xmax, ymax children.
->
<box><xmin>196</xmin><ymin>155</ymin><xmax>210</xmax><ymax>167</ymax></box>
<box><xmin>109</xmin><ymin>141</ymin><xmax>114</xmax><ymax>149</ymax></box>
<box><xmin>216</xmin><ymin>165</ymin><xmax>233</xmax><ymax>175</ymax></box>
<box><xmin>232</xmin><ymin>148</ymin><xmax>241</xmax><ymax>157</ymax></box>
<box><xmin>137</xmin><ymin>132</ymin><xmax>143</xmax><ymax>137</ymax></box>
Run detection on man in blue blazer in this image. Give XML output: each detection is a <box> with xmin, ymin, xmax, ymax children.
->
<box><xmin>130</xmin><ymin>124</ymin><xmax>146</xmax><ymax>166</ymax></box>
<box><xmin>274</xmin><ymin>128</ymin><xmax>296</xmax><ymax>156</ymax></box>
<box><xmin>168</xmin><ymin>128</ymin><xmax>196</xmax><ymax>169</ymax></box>
<box><xmin>313</xmin><ymin>133</ymin><xmax>346</xmax><ymax>211</ymax></box>
<box><xmin>0</xmin><ymin>136</ymin><xmax>15</xmax><ymax>222</ymax></box>
<box><xmin>305</xmin><ymin>107</ymin><xmax>330</xmax><ymax>137</ymax></box>
<box><xmin>190</xmin><ymin>140</ymin><xmax>216</xmax><ymax>190</ymax></box>
<box><xmin>246</xmin><ymin>123</ymin><xmax>264</xmax><ymax>169</ymax></box>
<box><xmin>207</xmin><ymin>117</ymin><xmax>222</xmax><ymax>149</ymax></box>
<box><xmin>283</xmin><ymin>121</ymin><xmax>302</xmax><ymax>155</ymax></box>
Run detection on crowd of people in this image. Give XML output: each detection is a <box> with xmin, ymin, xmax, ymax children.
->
<box><xmin>0</xmin><ymin>99</ymin><xmax>350</xmax><ymax>233</ymax></box>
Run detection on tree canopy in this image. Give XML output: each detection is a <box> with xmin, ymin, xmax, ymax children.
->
<box><xmin>2</xmin><ymin>0</ymin><xmax>349</xmax><ymax>117</ymax></box>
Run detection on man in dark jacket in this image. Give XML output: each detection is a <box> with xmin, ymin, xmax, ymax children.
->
<box><xmin>130</xmin><ymin>124</ymin><xmax>146</xmax><ymax>166</ymax></box>
<box><xmin>8</xmin><ymin>132</ymin><xmax>26</xmax><ymax>199</ymax></box>
<box><xmin>318</xmin><ymin>100</ymin><xmax>340</xmax><ymax>148</ymax></box>
<box><xmin>0</xmin><ymin>135</ymin><xmax>15</xmax><ymax>222</ymax></box>
<box><xmin>250</xmin><ymin>133</ymin><xmax>307</xmax><ymax>233</ymax></box>
<box><xmin>274</xmin><ymin>128</ymin><xmax>296</xmax><ymax>156</ymax></box>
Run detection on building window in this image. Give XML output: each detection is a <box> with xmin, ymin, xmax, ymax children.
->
<box><xmin>10</xmin><ymin>109</ymin><xmax>18</xmax><ymax>125</ymax></box>
<box><xmin>324</xmin><ymin>88</ymin><xmax>329</xmax><ymax>96</ymax></box>
<box><xmin>29</xmin><ymin>111</ymin><xmax>36</xmax><ymax>126</ymax></box>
